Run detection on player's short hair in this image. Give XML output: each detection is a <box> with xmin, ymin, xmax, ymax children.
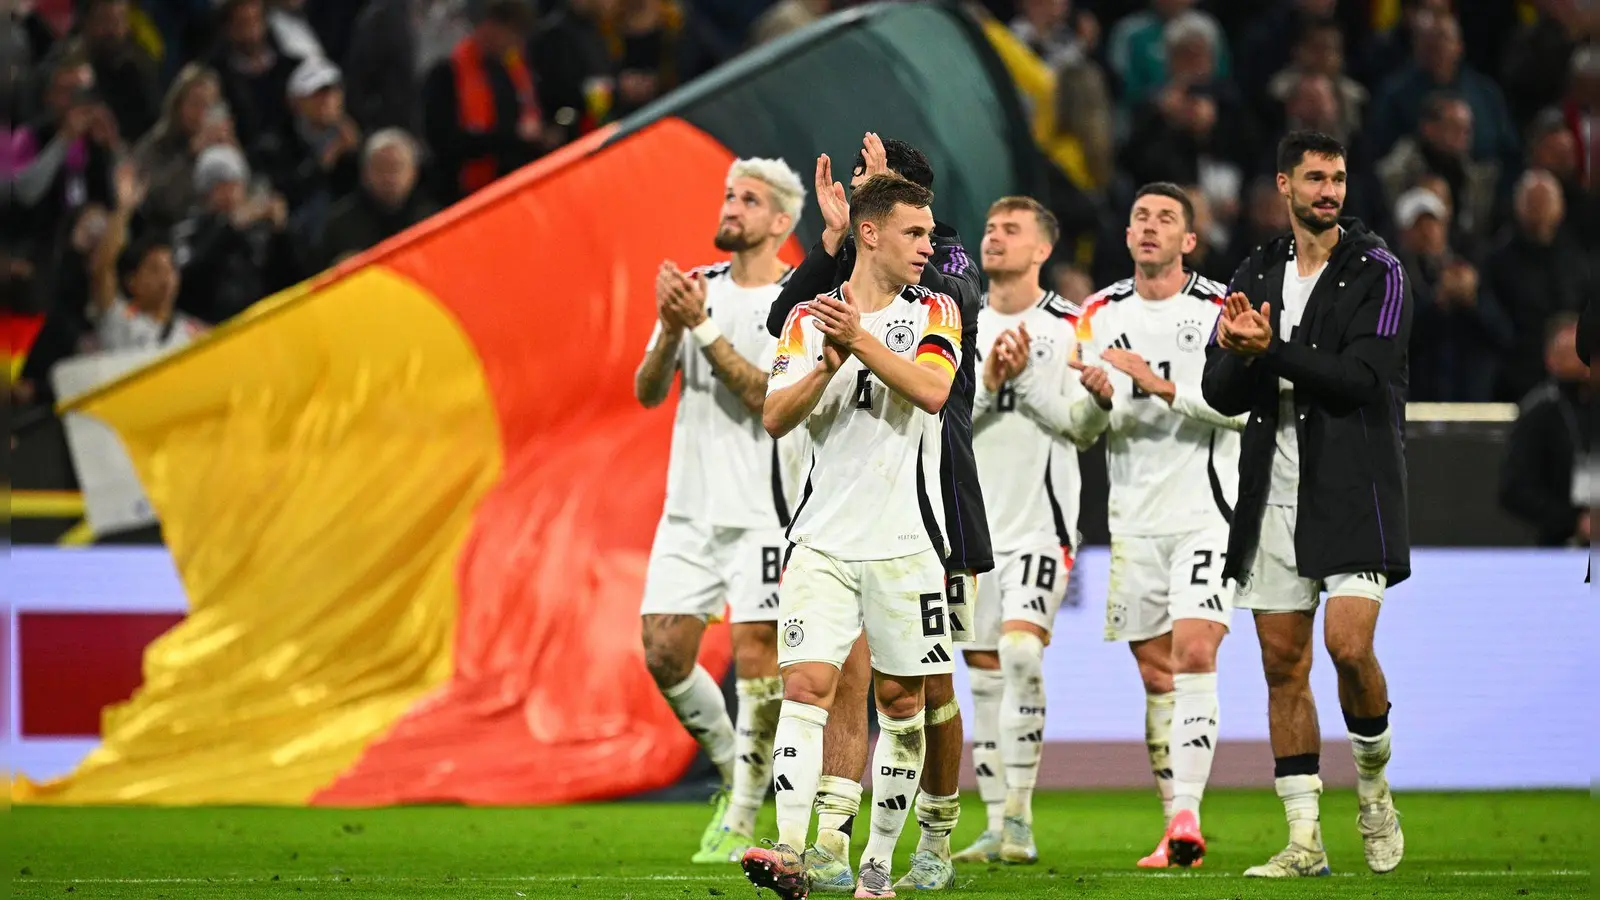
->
<box><xmin>987</xmin><ymin>195</ymin><xmax>1060</xmax><ymax>246</ymax></box>
<box><xmin>850</xmin><ymin>174</ymin><xmax>933</xmax><ymax>234</ymax></box>
<box><xmin>727</xmin><ymin>157</ymin><xmax>806</xmax><ymax>233</ymax></box>
<box><xmin>853</xmin><ymin>139</ymin><xmax>934</xmax><ymax>189</ymax></box>
<box><xmin>1131</xmin><ymin>182</ymin><xmax>1195</xmax><ymax>231</ymax></box>
<box><xmin>1276</xmin><ymin>130</ymin><xmax>1347</xmax><ymax>175</ymax></box>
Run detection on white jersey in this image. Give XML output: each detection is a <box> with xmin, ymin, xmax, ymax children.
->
<box><xmin>648</xmin><ymin>262</ymin><xmax>807</xmax><ymax>529</ymax></box>
<box><xmin>768</xmin><ymin>284</ymin><xmax>962</xmax><ymax>561</ymax></box>
<box><xmin>1078</xmin><ymin>272</ymin><xmax>1242</xmax><ymax>537</ymax></box>
<box><xmin>972</xmin><ymin>291</ymin><xmax>1084</xmax><ymax>553</ymax></box>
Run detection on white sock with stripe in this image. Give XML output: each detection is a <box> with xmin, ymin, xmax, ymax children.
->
<box><xmin>726</xmin><ymin>676</ymin><xmax>782</xmax><ymax>836</ymax></box>
<box><xmin>861</xmin><ymin>709</ymin><xmax>926</xmax><ymax>874</ymax></box>
<box><xmin>1170</xmin><ymin>671</ymin><xmax>1220</xmax><ymax>820</ymax></box>
<box><xmin>772</xmin><ymin>700</ymin><xmax>828</xmax><ymax>850</ymax></box>
<box><xmin>998</xmin><ymin>631</ymin><xmax>1046</xmax><ymax>824</ymax></box>
<box><xmin>662</xmin><ymin>667</ymin><xmax>737</xmax><ymax>785</ymax></box>
<box><xmin>967</xmin><ymin>666</ymin><xmax>1006</xmax><ymax>833</ymax></box>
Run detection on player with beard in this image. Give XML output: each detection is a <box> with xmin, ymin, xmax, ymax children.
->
<box><xmin>1204</xmin><ymin>131</ymin><xmax>1409</xmax><ymax>877</ymax></box>
<box><xmin>634</xmin><ymin>158</ymin><xmax>811</xmax><ymax>864</ymax></box>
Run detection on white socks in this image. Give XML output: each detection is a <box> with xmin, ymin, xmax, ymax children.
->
<box><xmin>914</xmin><ymin>791</ymin><xmax>961</xmax><ymax>859</ymax></box>
<box><xmin>1276</xmin><ymin>773</ymin><xmax>1324</xmax><ymax>848</ymax></box>
<box><xmin>663</xmin><ymin>667</ymin><xmax>738</xmax><ymax>786</ymax></box>
<box><xmin>967</xmin><ymin>666</ymin><xmax>1005</xmax><ymax>833</ymax></box>
<box><xmin>862</xmin><ymin>709</ymin><xmax>926</xmax><ymax>872</ymax></box>
<box><xmin>1170</xmin><ymin>671</ymin><xmax>1220</xmax><ymax>819</ymax></box>
<box><xmin>814</xmin><ymin>774</ymin><xmax>862</xmax><ymax>859</ymax></box>
<box><xmin>998</xmin><ymin>631</ymin><xmax>1046</xmax><ymax>823</ymax></box>
<box><xmin>1349</xmin><ymin>727</ymin><xmax>1393</xmax><ymax>803</ymax></box>
<box><xmin>726</xmin><ymin>676</ymin><xmax>782</xmax><ymax>836</ymax></box>
<box><xmin>1144</xmin><ymin>690</ymin><xmax>1176</xmax><ymax>821</ymax></box>
<box><xmin>772</xmin><ymin>700</ymin><xmax>829</xmax><ymax>849</ymax></box>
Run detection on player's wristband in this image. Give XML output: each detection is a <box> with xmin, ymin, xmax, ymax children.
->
<box><xmin>691</xmin><ymin>320</ymin><xmax>723</xmax><ymax>348</ymax></box>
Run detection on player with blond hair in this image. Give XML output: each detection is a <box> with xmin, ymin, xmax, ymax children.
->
<box><xmin>634</xmin><ymin>157</ymin><xmax>810</xmax><ymax>864</ymax></box>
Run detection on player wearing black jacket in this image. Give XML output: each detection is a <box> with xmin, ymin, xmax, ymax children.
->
<box><xmin>763</xmin><ymin>136</ymin><xmax>986</xmax><ymax>892</ymax></box>
<box><xmin>1202</xmin><ymin>133</ymin><xmax>1408</xmax><ymax>878</ymax></box>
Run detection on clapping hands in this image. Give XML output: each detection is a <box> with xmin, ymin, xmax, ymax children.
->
<box><xmin>1217</xmin><ymin>291</ymin><xmax>1272</xmax><ymax>357</ymax></box>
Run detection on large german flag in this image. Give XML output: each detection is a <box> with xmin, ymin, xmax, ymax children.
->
<box><xmin>13</xmin><ymin>2</ymin><xmax>1039</xmax><ymax>806</ymax></box>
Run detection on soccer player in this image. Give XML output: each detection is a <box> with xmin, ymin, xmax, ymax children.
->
<box><xmin>634</xmin><ymin>157</ymin><xmax>810</xmax><ymax>864</ymax></box>
<box><xmin>952</xmin><ymin>196</ymin><xmax>1090</xmax><ymax>865</ymax></box>
<box><xmin>1040</xmin><ymin>184</ymin><xmax>1244</xmax><ymax>868</ymax></box>
<box><xmin>742</xmin><ymin>174</ymin><xmax>961</xmax><ymax>900</ymax></box>
<box><xmin>765</xmin><ymin>135</ymin><xmax>988</xmax><ymax>893</ymax></box>
<box><xmin>1203</xmin><ymin>131</ymin><xmax>1408</xmax><ymax>878</ymax></box>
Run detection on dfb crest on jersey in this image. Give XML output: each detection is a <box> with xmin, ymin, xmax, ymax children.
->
<box><xmin>885</xmin><ymin>322</ymin><xmax>916</xmax><ymax>354</ymax></box>
<box><xmin>1176</xmin><ymin>319</ymin><xmax>1205</xmax><ymax>352</ymax></box>
<box><xmin>1031</xmin><ymin>335</ymin><xmax>1055</xmax><ymax>362</ymax></box>
<box><xmin>783</xmin><ymin>617</ymin><xmax>806</xmax><ymax>648</ymax></box>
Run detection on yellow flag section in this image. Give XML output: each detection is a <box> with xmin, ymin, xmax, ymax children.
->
<box><xmin>12</xmin><ymin>266</ymin><xmax>499</xmax><ymax>804</ymax></box>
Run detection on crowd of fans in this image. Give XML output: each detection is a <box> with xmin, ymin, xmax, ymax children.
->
<box><xmin>3</xmin><ymin>0</ymin><xmax>1595</xmax><ymax>541</ymax></box>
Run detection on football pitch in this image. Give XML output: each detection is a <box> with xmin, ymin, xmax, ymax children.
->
<box><xmin>14</xmin><ymin>790</ymin><xmax>1587</xmax><ymax>899</ymax></box>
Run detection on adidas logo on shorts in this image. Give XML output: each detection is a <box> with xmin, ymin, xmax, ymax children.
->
<box><xmin>920</xmin><ymin>645</ymin><xmax>952</xmax><ymax>664</ymax></box>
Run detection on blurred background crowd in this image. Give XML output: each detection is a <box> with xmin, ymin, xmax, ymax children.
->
<box><xmin>4</xmin><ymin>0</ymin><xmax>1596</xmax><ymax>544</ymax></box>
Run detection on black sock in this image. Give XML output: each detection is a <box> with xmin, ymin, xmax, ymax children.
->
<box><xmin>1274</xmin><ymin>753</ymin><xmax>1320</xmax><ymax>778</ymax></box>
<box><xmin>1343</xmin><ymin>702</ymin><xmax>1392</xmax><ymax>738</ymax></box>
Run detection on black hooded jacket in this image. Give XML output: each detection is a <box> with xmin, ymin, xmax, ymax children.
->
<box><xmin>766</xmin><ymin>225</ymin><xmax>992</xmax><ymax>575</ymax></box>
<box><xmin>1202</xmin><ymin>218</ymin><xmax>1414</xmax><ymax>587</ymax></box>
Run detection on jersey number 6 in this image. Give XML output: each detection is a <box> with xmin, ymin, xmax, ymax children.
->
<box><xmin>919</xmin><ymin>592</ymin><xmax>946</xmax><ymax>637</ymax></box>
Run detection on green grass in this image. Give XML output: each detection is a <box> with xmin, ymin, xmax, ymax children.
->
<box><xmin>13</xmin><ymin>790</ymin><xmax>1589</xmax><ymax>898</ymax></box>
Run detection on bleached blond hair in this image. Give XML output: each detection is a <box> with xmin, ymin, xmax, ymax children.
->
<box><xmin>727</xmin><ymin>157</ymin><xmax>806</xmax><ymax>236</ymax></box>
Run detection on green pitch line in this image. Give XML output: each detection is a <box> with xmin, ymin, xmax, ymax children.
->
<box><xmin>13</xmin><ymin>790</ymin><xmax>1589</xmax><ymax>899</ymax></box>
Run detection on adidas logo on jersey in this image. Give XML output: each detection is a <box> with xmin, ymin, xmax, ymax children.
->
<box><xmin>920</xmin><ymin>645</ymin><xmax>952</xmax><ymax>665</ymax></box>
<box><xmin>876</xmin><ymin>794</ymin><xmax>908</xmax><ymax>810</ymax></box>
<box><xmin>1110</xmin><ymin>333</ymin><xmax>1134</xmax><ymax>351</ymax></box>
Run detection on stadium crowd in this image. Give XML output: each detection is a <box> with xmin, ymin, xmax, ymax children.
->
<box><xmin>3</xmin><ymin>0</ymin><xmax>1595</xmax><ymax>540</ymax></box>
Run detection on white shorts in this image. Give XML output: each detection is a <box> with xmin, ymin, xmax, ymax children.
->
<box><xmin>777</xmin><ymin>545</ymin><xmax>954</xmax><ymax>677</ymax></box>
<box><xmin>969</xmin><ymin>544</ymin><xmax>1072</xmax><ymax>651</ymax></box>
<box><xmin>1234</xmin><ymin>505</ymin><xmax>1388</xmax><ymax>612</ymax></box>
<box><xmin>639</xmin><ymin>514</ymin><xmax>787</xmax><ymax>624</ymax></box>
<box><xmin>1105</xmin><ymin>529</ymin><xmax>1233</xmax><ymax>643</ymax></box>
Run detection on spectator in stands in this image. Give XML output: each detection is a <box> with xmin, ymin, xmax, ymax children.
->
<box><xmin>1107</xmin><ymin>0</ymin><xmax>1229</xmax><ymax>113</ymax></box>
<box><xmin>1237</xmin><ymin>0</ymin><xmax>1336</xmax><ymax>111</ymax></box>
<box><xmin>1366</xmin><ymin>14</ymin><xmax>1518</xmax><ymax>167</ymax></box>
<box><xmin>1278</xmin><ymin>72</ymin><xmax>1349</xmax><ymax>148</ymax></box>
<box><xmin>1265</xmin><ymin>19</ymin><xmax>1366</xmax><ymax>146</ymax></box>
<box><xmin>423</xmin><ymin>0</ymin><xmax>549</xmax><ymax>203</ymax></box>
<box><xmin>1218</xmin><ymin>175</ymin><xmax>1290</xmax><ymax>279</ymax></box>
<box><xmin>1499</xmin><ymin>313</ymin><xmax>1591</xmax><ymax>546</ymax></box>
<box><xmin>172</xmin><ymin>143</ymin><xmax>298</xmax><ymax>323</ymax></box>
<box><xmin>265</xmin><ymin>0</ymin><xmax>324</xmax><ymax>63</ymax></box>
<box><xmin>1181</xmin><ymin>182</ymin><xmax>1230</xmax><ymax>280</ymax></box>
<box><xmin>1120</xmin><ymin>13</ymin><xmax>1255</xmax><ymax>227</ymax></box>
<box><xmin>1526</xmin><ymin>107</ymin><xmax>1599</xmax><ymax>247</ymax></box>
<box><xmin>319</xmin><ymin>129</ymin><xmax>438</xmax><ymax>269</ymax></box>
<box><xmin>1561</xmin><ymin>44</ymin><xmax>1600</xmax><ymax>190</ymax></box>
<box><xmin>78</xmin><ymin>0</ymin><xmax>160</xmax><ymax>141</ymax></box>
<box><xmin>1484</xmin><ymin>170</ymin><xmax>1592</xmax><ymax>402</ymax></box>
<box><xmin>343</xmin><ymin>0</ymin><xmax>424</xmax><ymax>136</ymax></box>
<box><xmin>1350</xmin><ymin>0</ymin><xmax>1447</xmax><ymax>102</ymax></box>
<box><xmin>209</xmin><ymin>0</ymin><xmax>297</xmax><ymax>168</ymax></box>
<box><xmin>748</xmin><ymin>0</ymin><xmax>830</xmax><ymax>46</ymax></box>
<box><xmin>1397</xmin><ymin>187</ymin><xmax>1511</xmax><ymax>402</ymax></box>
<box><xmin>529</xmin><ymin>0</ymin><xmax>616</xmax><ymax>144</ymax></box>
<box><xmin>607</xmin><ymin>0</ymin><xmax>681</xmax><ymax>117</ymax></box>
<box><xmin>1051</xmin><ymin>262</ymin><xmax>1093</xmax><ymax>305</ymax></box>
<box><xmin>9</xmin><ymin>51</ymin><xmax>117</xmax><ymax>296</ymax></box>
<box><xmin>268</xmin><ymin>57</ymin><xmax>361</xmax><ymax>238</ymax></box>
<box><xmin>1501</xmin><ymin>0</ymin><xmax>1597</xmax><ymax>130</ymax></box>
<box><xmin>87</xmin><ymin>164</ymin><xmax>205</xmax><ymax>353</ymax></box>
<box><xmin>1009</xmin><ymin>0</ymin><xmax>1099</xmax><ymax>70</ymax></box>
<box><xmin>1377</xmin><ymin>91</ymin><xmax>1499</xmax><ymax>247</ymax></box>
<box><xmin>131</xmin><ymin>64</ymin><xmax>234</xmax><ymax>229</ymax></box>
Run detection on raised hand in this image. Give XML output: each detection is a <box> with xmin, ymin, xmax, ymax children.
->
<box><xmin>860</xmin><ymin>131</ymin><xmax>890</xmax><ymax>182</ymax></box>
<box><xmin>661</xmin><ymin>263</ymin><xmax>708</xmax><ymax>328</ymax></box>
<box><xmin>112</xmin><ymin>160</ymin><xmax>147</xmax><ymax>211</ymax></box>
<box><xmin>1230</xmin><ymin>301</ymin><xmax>1272</xmax><ymax>356</ymax></box>
<box><xmin>815</xmin><ymin>154</ymin><xmax>850</xmax><ymax>252</ymax></box>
